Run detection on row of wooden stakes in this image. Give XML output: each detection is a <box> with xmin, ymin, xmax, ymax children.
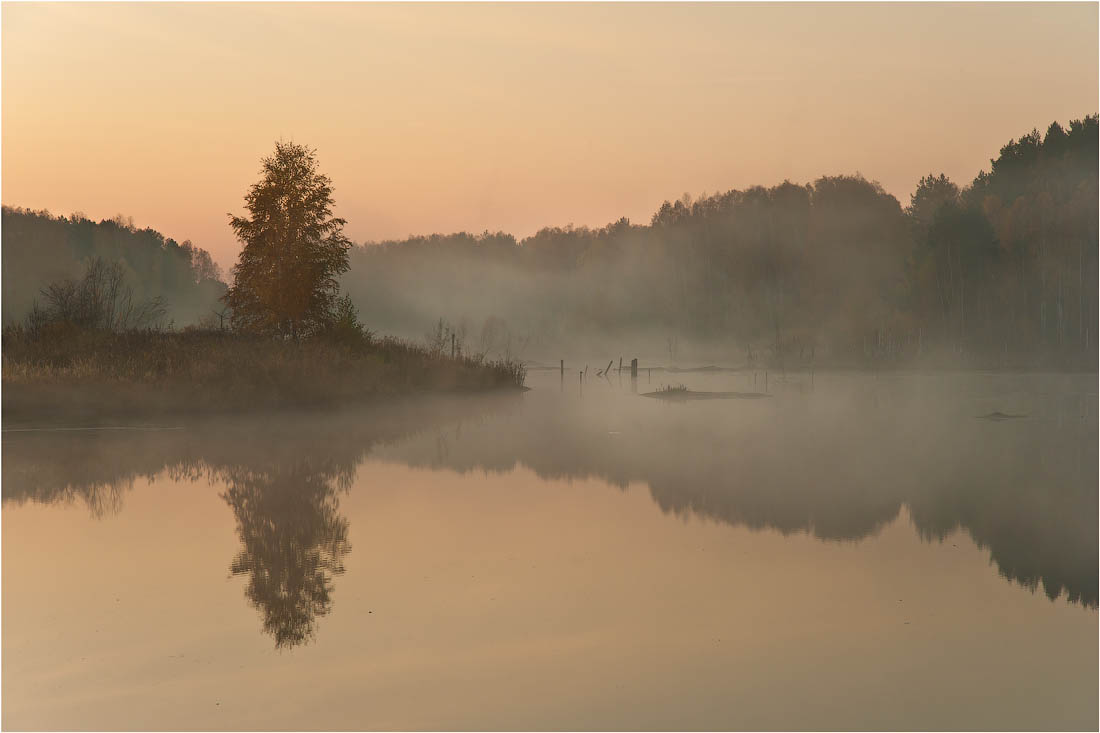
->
<box><xmin>564</xmin><ymin>357</ymin><xmax>641</xmax><ymax>383</ymax></box>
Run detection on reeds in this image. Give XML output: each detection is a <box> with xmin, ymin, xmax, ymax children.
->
<box><xmin>2</xmin><ymin>324</ymin><xmax>526</xmax><ymax>419</ymax></box>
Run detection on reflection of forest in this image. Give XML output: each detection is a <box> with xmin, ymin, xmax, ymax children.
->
<box><xmin>375</xmin><ymin>384</ymin><xmax>1098</xmax><ymax>608</ymax></box>
<box><xmin>4</xmin><ymin>382</ymin><xmax>1096</xmax><ymax>655</ymax></box>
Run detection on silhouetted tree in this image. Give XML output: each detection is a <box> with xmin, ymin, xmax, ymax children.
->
<box><xmin>26</xmin><ymin>256</ymin><xmax>167</xmax><ymax>334</ymax></box>
<box><xmin>908</xmin><ymin>174</ymin><xmax>960</xmax><ymax>235</ymax></box>
<box><xmin>223</xmin><ymin>142</ymin><xmax>351</xmax><ymax>338</ymax></box>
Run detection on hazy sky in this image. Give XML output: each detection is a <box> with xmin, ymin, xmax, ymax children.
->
<box><xmin>3</xmin><ymin>2</ymin><xmax>1097</xmax><ymax>270</ymax></box>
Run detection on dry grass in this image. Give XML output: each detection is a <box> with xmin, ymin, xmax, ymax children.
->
<box><xmin>2</xmin><ymin>324</ymin><xmax>526</xmax><ymax>421</ymax></box>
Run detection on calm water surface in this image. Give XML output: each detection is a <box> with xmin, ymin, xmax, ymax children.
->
<box><xmin>3</xmin><ymin>370</ymin><xmax>1097</xmax><ymax>730</ymax></box>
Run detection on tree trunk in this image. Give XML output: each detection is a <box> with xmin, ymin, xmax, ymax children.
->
<box><xmin>1079</xmin><ymin>239</ymin><xmax>1084</xmax><ymax>352</ymax></box>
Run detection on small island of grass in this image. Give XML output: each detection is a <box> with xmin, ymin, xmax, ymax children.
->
<box><xmin>642</xmin><ymin>383</ymin><xmax>770</xmax><ymax>401</ymax></box>
<box><xmin>2</xmin><ymin>142</ymin><xmax>526</xmax><ymax>422</ymax></box>
<box><xmin>2</xmin><ymin>322</ymin><xmax>526</xmax><ymax>422</ymax></box>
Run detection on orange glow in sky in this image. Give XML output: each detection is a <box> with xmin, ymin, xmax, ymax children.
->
<box><xmin>3</xmin><ymin>2</ymin><xmax>1097</xmax><ymax>269</ymax></box>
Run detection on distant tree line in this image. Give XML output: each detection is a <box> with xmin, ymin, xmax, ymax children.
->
<box><xmin>1</xmin><ymin>207</ymin><xmax>227</xmax><ymax>328</ymax></box>
<box><xmin>343</xmin><ymin>115</ymin><xmax>1097</xmax><ymax>368</ymax></box>
<box><xmin>3</xmin><ymin>117</ymin><xmax>1094</xmax><ymax>368</ymax></box>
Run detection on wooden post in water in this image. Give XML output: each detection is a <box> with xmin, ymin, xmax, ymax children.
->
<box><xmin>631</xmin><ymin>358</ymin><xmax>638</xmax><ymax>378</ymax></box>
<box><xmin>618</xmin><ymin>357</ymin><xmax>623</xmax><ymax>374</ymax></box>
<box><xmin>561</xmin><ymin>359</ymin><xmax>564</xmax><ymax>378</ymax></box>
<box><xmin>451</xmin><ymin>333</ymin><xmax>455</xmax><ymax>359</ymax></box>
<box><xmin>765</xmin><ymin>370</ymin><xmax>768</xmax><ymax>392</ymax></box>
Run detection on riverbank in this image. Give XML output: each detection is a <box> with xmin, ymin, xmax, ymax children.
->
<box><xmin>1</xmin><ymin>326</ymin><xmax>526</xmax><ymax>422</ymax></box>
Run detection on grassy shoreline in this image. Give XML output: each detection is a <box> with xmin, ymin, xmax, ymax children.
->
<box><xmin>2</xmin><ymin>326</ymin><xmax>526</xmax><ymax>422</ymax></box>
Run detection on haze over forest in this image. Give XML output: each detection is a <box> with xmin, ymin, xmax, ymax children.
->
<box><xmin>2</xmin><ymin>3</ymin><xmax>1097</xmax><ymax>367</ymax></box>
<box><xmin>4</xmin><ymin>115</ymin><xmax>1097</xmax><ymax>368</ymax></box>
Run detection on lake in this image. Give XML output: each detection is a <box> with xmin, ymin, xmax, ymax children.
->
<box><xmin>3</xmin><ymin>369</ymin><xmax>1096</xmax><ymax>730</ymax></box>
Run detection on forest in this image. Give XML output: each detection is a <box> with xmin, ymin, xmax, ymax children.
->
<box><xmin>343</xmin><ymin>115</ymin><xmax>1098</xmax><ymax>369</ymax></box>
<box><xmin>2</xmin><ymin>115</ymin><xmax>1096</xmax><ymax>370</ymax></box>
<box><xmin>1</xmin><ymin>207</ymin><xmax>227</xmax><ymax>328</ymax></box>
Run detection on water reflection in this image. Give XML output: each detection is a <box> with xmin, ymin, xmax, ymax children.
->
<box><xmin>2</xmin><ymin>426</ymin><xmax>178</xmax><ymax>517</ymax></box>
<box><xmin>375</xmin><ymin>374</ymin><xmax>1098</xmax><ymax>607</ymax></box>
<box><xmin>2</xmin><ymin>396</ymin><xmax>515</xmax><ymax>647</ymax></box>
<box><xmin>3</xmin><ymin>374</ymin><xmax>1096</xmax><ymax>656</ymax></box>
<box><xmin>223</xmin><ymin>460</ymin><xmax>351</xmax><ymax>648</ymax></box>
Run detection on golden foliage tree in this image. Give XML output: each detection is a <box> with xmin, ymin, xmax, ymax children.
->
<box><xmin>224</xmin><ymin>142</ymin><xmax>350</xmax><ymax>338</ymax></box>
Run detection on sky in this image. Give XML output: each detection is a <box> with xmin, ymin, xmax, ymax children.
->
<box><xmin>3</xmin><ymin>2</ymin><xmax>1097</xmax><ymax>271</ymax></box>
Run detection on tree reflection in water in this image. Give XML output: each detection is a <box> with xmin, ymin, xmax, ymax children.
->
<box><xmin>2</xmin><ymin>395</ymin><xmax>514</xmax><ymax>648</ymax></box>
<box><xmin>223</xmin><ymin>460</ymin><xmax>352</xmax><ymax>648</ymax></box>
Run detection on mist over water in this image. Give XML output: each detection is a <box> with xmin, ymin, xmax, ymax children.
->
<box><xmin>2</xmin><ymin>4</ymin><xmax>1096</xmax><ymax>730</ymax></box>
<box><xmin>3</xmin><ymin>370</ymin><xmax>1095</xmax><ymax>730</ymax></box>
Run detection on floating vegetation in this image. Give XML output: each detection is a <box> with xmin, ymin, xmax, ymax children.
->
<box><xmin>977</xmin><ymin>411</ymin><xmax>1029</xmax><ymax>421</ymax></box>
<box><xmin>642</xmin><ymin>386</ymin><xmax>770</xmax><ymax>401</ymax></box>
